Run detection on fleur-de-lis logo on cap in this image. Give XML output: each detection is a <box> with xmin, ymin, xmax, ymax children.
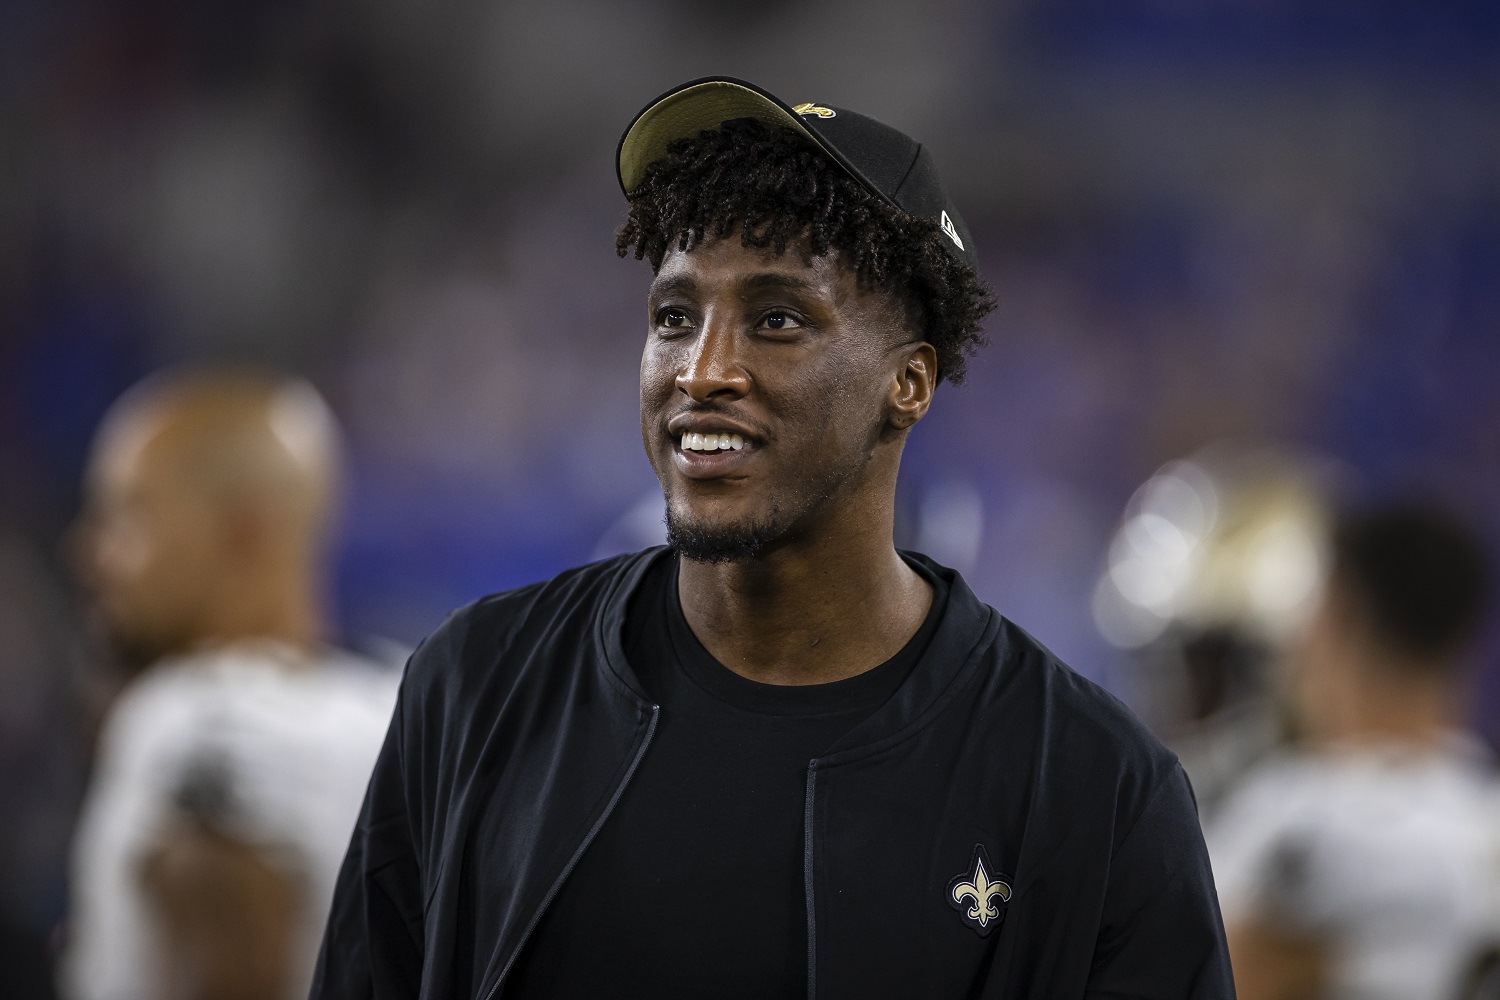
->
<box><xmin>947</xmin><ymin>844</ymin><xmax>1012</xmax><ymax>936</ymax></box>
<box><xmin>792</xmin><ymin>102</ymin><xmax>837</xmax><ymax>119</ymax></box>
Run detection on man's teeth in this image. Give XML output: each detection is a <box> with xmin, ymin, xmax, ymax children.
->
<box><xmin>680</xmin><ymin>431</ymin><xmax>747</xmax><ymax>452</ymax></box>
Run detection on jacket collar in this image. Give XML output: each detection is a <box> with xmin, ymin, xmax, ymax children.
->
<box><xmin>821</xmin><ymin>552</ymin><xmax>1002</xmax><ymax>763</ymax></box>
<box><xmin>594</xmin><ymin>547</ymin><xmax>670</xmax><ymax>705</ymax></box>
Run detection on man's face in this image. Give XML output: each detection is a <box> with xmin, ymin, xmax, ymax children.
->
<box><xmin>74</xmin><ymin>420</ymin><xmax>219</xmax><ymax>668</ymax></box>
<box><xmin>639</xmin><ymin>235</ymin><xmax>919</xmax><ymax>562</ymax></box>
<box><xmin>1285</xmin><ymin>575</ymin><xmax>1365</xmax><ymax>741</ymax></box>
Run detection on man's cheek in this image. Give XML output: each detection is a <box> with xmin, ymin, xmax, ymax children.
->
<box><xmin>97</xmin><ymin>518</ymin><xmax>154</xmax><ymax>587</ymax></box>
<box><xmin>639</xmin><ymin>341</ymin><xmax>685</xmax><ymax>387</ymax></box>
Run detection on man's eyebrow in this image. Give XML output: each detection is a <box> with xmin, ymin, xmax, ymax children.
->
<box><xmin>740</xmin><ymin>272</ymin><xmax>818</xmax><ymax>294</ymax></box>
<box><xmin>648</xmin><ymin>275</ymin><xmax>698</xmax><ymax>300</ymax></box>
<box><xmin>648</xmin><ymin>271</ymin><xmax>821</xmax><ymax>300</ymax></box>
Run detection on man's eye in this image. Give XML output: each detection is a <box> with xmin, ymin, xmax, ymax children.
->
<box><xmin>760</xmin><ymin>311</ymin><xmax>800</xmax><ymax>331</ymax></box>
<box><xmin>659</xmin><ymin>309</ymin><xmax>690</xmax><ymax>328</ymax></box>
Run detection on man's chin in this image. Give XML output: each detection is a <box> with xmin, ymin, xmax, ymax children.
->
<box><xmin>91</xmin><ymin>612</ymin><xmax>178</xmax><ymax>677</ymax></box>
<box><xmin>665</xmin><ymin>509</ymin><xmax>782</xmax><ymax>565</ymax></box>
<box><xmin>107</xmin><ymin>633</ymin><xmax>176</xmax><ymax>676</ymax></box>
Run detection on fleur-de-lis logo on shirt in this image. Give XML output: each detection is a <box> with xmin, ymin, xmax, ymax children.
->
<box><xmin>947</xmin><ymin>844</ymin><xmax>1012</xmax><ymax>936</ymax></box>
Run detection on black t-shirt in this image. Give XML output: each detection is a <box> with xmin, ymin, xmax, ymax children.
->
<box><xmin>505</xmin><ymin>553</ymin><xmax>948</xmax><ymax>997</ymax></box>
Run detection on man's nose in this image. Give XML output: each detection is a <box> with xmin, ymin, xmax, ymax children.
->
<box><xmin>676</xmin><ymin>315</ymin><xmax>750</xmax><ymax>402</ymax></box>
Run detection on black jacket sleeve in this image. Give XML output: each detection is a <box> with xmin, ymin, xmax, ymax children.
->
<box><xmin>311</xmin><ymin>683</ymin><xmax>425</xmax><ymax>1000</ymax></box>
<box><xmin>1085</xmin><ymin>764</ymin><xmax>1236</xmax><ymax>999</ymax></box>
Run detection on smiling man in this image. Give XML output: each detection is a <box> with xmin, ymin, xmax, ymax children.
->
<box><xmin>312</xmin><ymin>78</ymin><xmax>1234</xmax><ymax>1000</ymax></box>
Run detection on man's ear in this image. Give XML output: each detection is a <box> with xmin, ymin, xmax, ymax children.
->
<box><xmin>888</xmin><ymin>342</ymin><xmax>937</xmax><ymax>431</ymax></box>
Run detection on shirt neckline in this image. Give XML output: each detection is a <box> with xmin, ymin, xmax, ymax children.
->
<box><xmin>662</xmin><ymin>553</ymin><xmax>948</xmax><ymax>718</ymax></box>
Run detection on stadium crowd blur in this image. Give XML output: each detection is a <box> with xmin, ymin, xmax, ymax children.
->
<box><xmin>1</xmin><ymin>1</ymin><xmax>1497</xmax><ymax>998</ymax></box>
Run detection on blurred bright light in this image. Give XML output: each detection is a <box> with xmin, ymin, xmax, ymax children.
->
<box><xmin>1245</xmin><ymin>519</ymin><xmax>1322</xmax><ymax>622</ymax></box>
<box><xmin>1093</xmin><ymin>573</ymin><xmax>1170</xmax><ymax>649</ymax></box>
<box><xmin>1131</xmin><ymin>463</ymin><xmax>1219</xmax><ymax>543</ymax></box>
<box><xmin>1102</xmin><ymin>460</ymin><xmax>1220</xmax><ymax>630</ymax></box>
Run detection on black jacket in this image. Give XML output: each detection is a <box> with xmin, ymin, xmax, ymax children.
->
<box><xmin>313</xmin><ymin>549</ymin><xmax>1234</xmax><ymax>999</ymax></box>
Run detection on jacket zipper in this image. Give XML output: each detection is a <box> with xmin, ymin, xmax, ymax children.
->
<box><xmin>803</xmin><ymin>758</ymin><xmax>819</xmax><ymax>1000</ymax></box>
<box><xmin>483</xmin><ymin>704</ymin><xmax>661</xmax><ymax>1000</ymax></box>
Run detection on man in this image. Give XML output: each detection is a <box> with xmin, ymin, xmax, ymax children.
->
<box><xmin>64</xmin><ymin>370</ymin><xmax>399</xmax><ymax>1000</ymax></box>
<box><xmin>1208</xmin><ymin>503</ymin><xmax>1499</xmax><ymax>1000</ymax></box>
<box><xmin>314</xmin><ymin>77</ymin><xmax>1232</xmax><ymax>999</ymax></box>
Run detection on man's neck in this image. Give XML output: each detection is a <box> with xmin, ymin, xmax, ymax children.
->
<box><xmin>1313</xmin><ymin>653</ymin><xmax>1458</xmax><ymax>750</ymax></box>
<box><xmin>195</xmin><ymin>570</ymin><xmax>327</xmax><ymax>659</ymax></box>
<box><xmin>676</xmin><ymin>524</ymin><xmax>933</xmax><ymax>687</ymax></box>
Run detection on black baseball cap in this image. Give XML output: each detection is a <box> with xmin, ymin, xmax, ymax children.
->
<box><xmin>617</xmin><ymin>76</ymin><xmax>978</xmax><ymax>274</ymax></box>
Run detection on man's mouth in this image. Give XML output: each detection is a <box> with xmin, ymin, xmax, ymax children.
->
<box><xmin>679</xmin><ymin>431</ymin><xmax>749</xmax><ymax>454</ymax></box>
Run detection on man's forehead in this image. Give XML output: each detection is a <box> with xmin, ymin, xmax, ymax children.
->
<box><xmin>649</xmin><ymin>237</ymin><xmax>850</xmax><ymax>297</ymax></box>
<box><xmin>89</xmin><ymin>406</ymin><xmax>166</xmax><ymax>492</ymax></box>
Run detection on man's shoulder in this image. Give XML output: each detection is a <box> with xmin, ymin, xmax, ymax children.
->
<box><xmin>118</xmin><ymin>643</ymin><xmax>396</xmax><ymax>720</ymax></box>
<box><xmin>912</xmin><ymin>556</ymin><xmax>1166</xmax><ymax>770</ymax></box>
<box><xmin>94</xmin><ymin>648</ymin><xmax>248</xmax><ymax>761</ymax></box>
<box><xmin>98</xmin><ymin>642</ymin><xmax>400</xmax><ymax>775</ymax></box>
<box><xmin>1219</xmin><ymin>739</ymin><xmax>1500</xmax><ymax>836</ymax></box>
<box><xmin>402</xmin><ymin>547</ymin><xmax>659</xmax><ymax>690</ymax></box>
<box><xmin>907</xmin><ymin>557</ymin><xmax>1179</xmax><ymax>794</ymax></box>
<box><xmin>969</xmin><ymin>616</ymin><xmax>1184</xmax><ymax>825</ymax></box>
<box><xmin>994</xmin><ymin>618</ymin><xmax>1174</xmax><ymax>768</ymax></box>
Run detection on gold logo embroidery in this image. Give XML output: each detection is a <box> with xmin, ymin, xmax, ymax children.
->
<box><xmin>948</xmin><ymin>845</ymin><xmax>1012</xmax><ymax>935</ymax></box>
<box><xmin>792</xmin><ymin>102</ymin><xmax>837</xmax><ymax>119</ymax></box>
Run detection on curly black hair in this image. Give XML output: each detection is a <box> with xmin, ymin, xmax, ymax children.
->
<box><xmin>616</xmin><ymin>118</ymin><xmax>993</xmax><ymax>384</ymax></box>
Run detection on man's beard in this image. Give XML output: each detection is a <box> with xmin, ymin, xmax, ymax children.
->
<box><xmin>664</xmin><ymin>504</ymin><xmax>783</xmax><ymax>564</ymax></box>
<box><xmin>657</xmin><ymin>445</ymin><xmax>861</xmax><ymax>564</ymax></box>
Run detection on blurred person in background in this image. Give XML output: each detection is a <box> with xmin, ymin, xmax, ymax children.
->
<box><xmin>1092</xmin><ymin>445</ymin><xmax>1340</xmax><ymax>817</ymax></box>
<box><xmin>1208</xmin><ymin>502</ymin><xmax>1499</xmax><ymax>1000</ymax></box>
<box><xmin>63</xmin><ymin>369</ymin><xmax>399</xmax><ymax>1000</ymax></box>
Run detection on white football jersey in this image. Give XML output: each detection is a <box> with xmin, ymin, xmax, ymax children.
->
<box><xmin>62</xmin><ymin>641</ymin><xmax>401</xmax><ymax>1000</ymax></box>
<box><xmin>1207</xmin><ymin>737</ymin><xmax>1500</xmax><ymax>1000</ymax></box>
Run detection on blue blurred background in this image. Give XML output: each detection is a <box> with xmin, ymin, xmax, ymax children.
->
<box><xmin>2</xmin><ymin>0</ymin><xmax>1498</xmax><ymax>983</ymax></box>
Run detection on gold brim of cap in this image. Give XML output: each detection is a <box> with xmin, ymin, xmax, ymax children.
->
<box><xmin>618</xmin><ymin>80</ymin><xmax>819</xmax><ymax>195</ymax></box>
